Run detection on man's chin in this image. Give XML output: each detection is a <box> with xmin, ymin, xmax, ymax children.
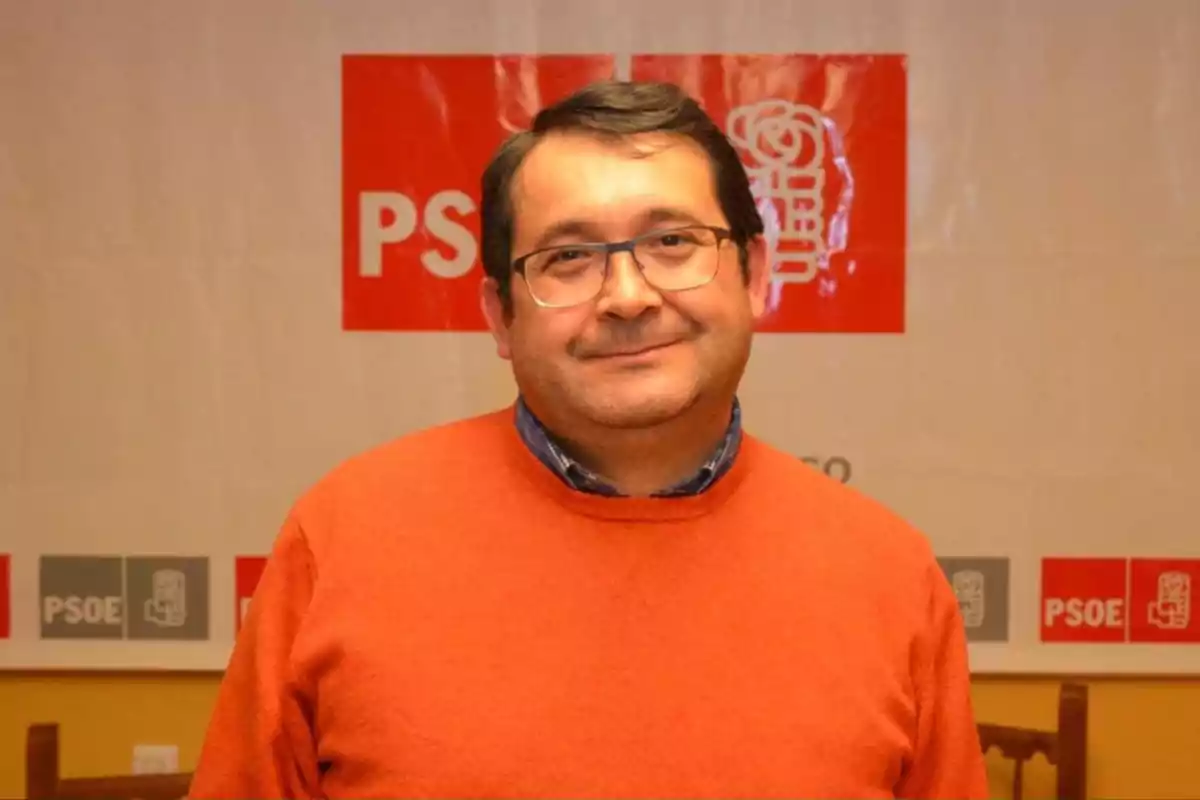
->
<box><xmin>576</xmin><ymin>390</ymin><xmax>701</xmax><ymax>430</ymax></box>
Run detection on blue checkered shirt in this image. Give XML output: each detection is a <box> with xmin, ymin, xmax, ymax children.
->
<box><xmin>513</xmin><ymin>396</ymin><xmax>742</xmax><ymax>497</ymax></box>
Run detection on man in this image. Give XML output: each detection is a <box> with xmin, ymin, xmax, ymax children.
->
<box><xmin>189</xmin><ymin>80</ymin><xmax>989</xmax><ymax>799</ymax></box>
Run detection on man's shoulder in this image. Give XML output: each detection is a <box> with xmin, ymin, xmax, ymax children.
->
<box><xmin>743</xmin><ymin>434</ymin><xmax>949</xmax><ymax>636</ymax></box>
<box><xmin>743</xmin><ymin>434</ymin><xmax>937</xmax><ymax>563</ymax></box>
<box><xmin>294</xmin><ymin>406</ymin><xmax>515</xmax><ymax>510</ymax></box>
<box><xmin>351</xmin><ymin>406</ymin><xmax>513</xmax><ymax>470</ymax></box>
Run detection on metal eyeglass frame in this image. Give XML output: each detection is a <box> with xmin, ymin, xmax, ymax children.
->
<box><xmin>510</xmin><ymin>224</ymin><xmax>734</xmax><ymax>309</ymax></box>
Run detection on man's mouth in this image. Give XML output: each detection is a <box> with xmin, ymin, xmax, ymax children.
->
<box><xmin>588</xmin><ymin>340</ymin><xmax>680</xmax><ymax>359</ymax></box>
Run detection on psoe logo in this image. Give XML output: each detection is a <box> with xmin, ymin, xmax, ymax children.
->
<box><xmin>727</xmin><ymin>98</ymin><xmax>852</xmax><ymax>288</ymax></box>
<box><xmin>38</xmin><ymin>555</ymin><xmax>210</xmax><ymax>641</ymax></box>
<box><xmin>143</xmin><ymin>568</ymin><xmax>188</xmax><ymax>628</ymax></box>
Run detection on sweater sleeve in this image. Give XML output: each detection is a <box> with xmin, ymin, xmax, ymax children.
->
<box><xmin>894</xmin><ymin>561</ymin><xmax>991</xmax><ymax>799</ymax></box>
<box><xmin>188</xmin><ymin>515</ymin><xmax>322</xmax><ymax>799</ymax></box>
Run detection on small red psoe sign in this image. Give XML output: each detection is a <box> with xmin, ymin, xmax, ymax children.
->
<box><xmin>235</xmin><ymin>556</ymin><xmax>268</xmax><ymax>632</ymax></box>
<box><xmin>631</xmin><ymin>54</ymin><xmax>908</xmax><ymax>333</ymax></box>
<box><xmin>1041</xmin><ymin>558</ymin><xmax>1128</xmax><ymax>643</ymax></box>
<box><xmin>342</xmin><ymin>55</ymin><xmax>616</xmax><ymax>332</ymax></box>
<box><xmin>0</xmin><ymin>554</ymin><xmax>10</xmax><ymax>639</ymax></box>
<box><xmin>1129</xmin><ymin>558</ymin><xmax>1200</xmax><ymax>644</ymax></box>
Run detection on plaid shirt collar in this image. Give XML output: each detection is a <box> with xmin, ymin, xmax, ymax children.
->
<box><xmin>514</xmin><ymin>396</ymin><xmax>742</xmax><ymax>497</ymax></box>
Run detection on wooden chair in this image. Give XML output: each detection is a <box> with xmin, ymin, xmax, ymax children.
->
<box><xmin>25</xmin><ymin>722</ymin><xmax>194</xmax><ymax>800</ymax></box>
<box><xmin>977</xmin><ymin>681</ymin><xmax>1089</xmax><ymax>800</ymax></box>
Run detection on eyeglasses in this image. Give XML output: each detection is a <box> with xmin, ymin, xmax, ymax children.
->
<box><xmin>511</xmin><ymin>225</ymin><xmax>733</xmax><ymax>309</ymax></box>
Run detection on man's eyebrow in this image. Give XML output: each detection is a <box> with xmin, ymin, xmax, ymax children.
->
<box><xmin>641</xmin><ymin>207</ymin><xmax>708</xmax><ymax>227</ymax></box>
<box><xmin>527</xmin><ymin>219</ymin><xmax>607</xmax><ymax>251</ymax></box>
<box><xmin>524</xmin><ymin>207</ymin><xmax>712</xmax><ymax>252</ymax></box>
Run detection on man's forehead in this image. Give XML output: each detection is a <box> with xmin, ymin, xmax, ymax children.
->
<box><xmin>511</xmin><ymin>131</ymin><xmax>717</xmax><ymax>228</ymax></box>
<box><xmin>517</xmin><ymin>130</ymin><xmax>707</xmax><ymax>182</ymax></box>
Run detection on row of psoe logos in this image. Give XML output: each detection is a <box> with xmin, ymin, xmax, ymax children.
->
<box><xmin>941</xmin><ymin>557</ymin><xmax>1199</xmax><ymax>644</ymax></box>
<box><xmin>0</xmin><ymin>555</ymin><xmax>1195</xmax><ymax>643</ymax></box>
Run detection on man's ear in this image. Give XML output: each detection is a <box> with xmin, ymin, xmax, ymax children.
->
<box><xmin>744</xmin><ymin>235</ymin><xmax>772</xmax><ymax>320</ymax></box>
<box><xmin>480</xmin><ymin>277</ymin><xmax>513</xmax><ymax>360</ymax></box>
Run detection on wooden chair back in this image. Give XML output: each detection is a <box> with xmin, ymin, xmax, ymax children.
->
<box><xmin>977</xmin><ymin>681</ymin><xmax>1089</xmax><ymax>800</ymax></box>
<box><xmin>25</xmin><ymin>722</ymin><xmax>194</xmax><ymax>800</ymax></box>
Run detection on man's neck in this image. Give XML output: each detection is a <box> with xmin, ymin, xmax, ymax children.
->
<box><xmin>533</xmin><ymin>398</ymin><xmax>736</xmax><ymax>498</ymax></box>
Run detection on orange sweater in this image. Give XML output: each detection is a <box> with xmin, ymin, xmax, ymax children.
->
<box><xmin>189</xmin><ymin>408</ymin><xmax>988</xmax><ymax>799</ymax></box>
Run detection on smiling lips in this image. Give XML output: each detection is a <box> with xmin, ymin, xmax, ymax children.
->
<box><xmin>588</xmin><ymin>340</ymin><xmax>681</xmax><ymax>360</ymax></box>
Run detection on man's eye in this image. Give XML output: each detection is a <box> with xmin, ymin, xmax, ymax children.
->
<box><xmin>549</xmin><ymin>249</ymin><xmax>589</xmax><ymax>263</ymax></box>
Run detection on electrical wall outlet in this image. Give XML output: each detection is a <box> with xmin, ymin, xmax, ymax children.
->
<box><xmin>132</xmin><ymin>744</ymin><xmax>179</xmax><ymax>775</ymax></box>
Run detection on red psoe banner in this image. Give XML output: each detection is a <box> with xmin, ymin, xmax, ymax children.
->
<box><xmin>343</xmin><ymin>54</ymin><xmax>906</xmax><ymax>333</ymax></box>
<box><xmin>342</xmin><ymin>55</ymin><xmax>616</xmax><ymax>331</ymax></box>
<box><xmin>631</xmin><ymin>54</ymin><xmax>908</xmax><ymax>333</ymax></box>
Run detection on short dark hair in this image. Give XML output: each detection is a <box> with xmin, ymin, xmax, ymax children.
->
<box><xmin>479</xmin><ymin>80</ymin><xmax>764</xmax><ymax>310</ymax></box>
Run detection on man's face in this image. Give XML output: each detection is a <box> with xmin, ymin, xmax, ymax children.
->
<box><xmin>483</xmin><ymin>131</ymin><xmax>770</xmax><ymax>432</ymax></box>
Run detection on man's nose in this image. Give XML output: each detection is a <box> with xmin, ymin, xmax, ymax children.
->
<box><xmin>593</xmin><ymin>251</ymin><xmax>663</xmax><ymax>319</ymax></box>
